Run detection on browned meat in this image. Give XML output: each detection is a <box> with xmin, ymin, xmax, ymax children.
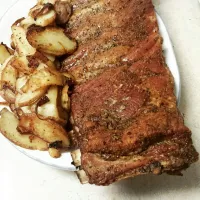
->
<box><xmin>62</xmin><ymin>0</ymin><xmax>199</xmax><ymax>185</ymax></box>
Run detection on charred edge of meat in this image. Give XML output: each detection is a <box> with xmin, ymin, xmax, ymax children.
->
<box><xmin>138</xmin><ymin>161</ymin><xmax>163</xmax><ymax>175</ymax></box>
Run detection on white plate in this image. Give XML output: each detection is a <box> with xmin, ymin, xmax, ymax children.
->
<box><xmin>0</xmin><ymin>0</ymin><xmax>180</xmax><ymax>171</ymax></box>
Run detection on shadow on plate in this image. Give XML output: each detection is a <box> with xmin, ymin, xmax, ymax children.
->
<box><xmin>116</xmin><ymin>161</ymin><xmax>200</xmax><ymax>196</ymax></box>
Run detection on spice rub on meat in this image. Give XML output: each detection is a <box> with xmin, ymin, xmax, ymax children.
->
<box><xmin>62</xmin><ymin>0</ymin><xmax>199</xmax><ymax>185</ymax></box>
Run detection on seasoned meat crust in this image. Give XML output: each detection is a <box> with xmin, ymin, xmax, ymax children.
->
<box><xmin>62</xmin><ymin>0</ymin><xmax>199</xmax><ymax>185</ymax></box>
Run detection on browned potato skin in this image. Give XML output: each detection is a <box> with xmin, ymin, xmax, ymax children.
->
<box><xmin>26</xmin><ymin>25</ymin><xmax>77</xmax><ymax>56</ymax></box>
<box><xmin>1</xmin><ymin>89</ymin><xmax>16</xmax><ymax>104</ymax></box>
<box><xmin>54</xmin><ymin>1</ymin><xmax>72</xmax><ymax>25</ymax></box>
<box><xmin>29</xmin><ymin>3</ymin><xmax>54</xmax><ymax>20</ymax></box>
<box><xmin>0</xmin><ymin>43</ymin><xmax>13</xmax><ymax>64</ymax></box>
<box><xmin>1</xmin><ymin>64</ymin><xmax>17</xmax><ymax>92</ymax></box>
<box><xmin>11</xmin><ymin>56</ymin><xmax>34</xmax><ymax>74</ymax></box>
<box><xmin>21</xmin><ymin>65</ymin><xmax>65</xmax><ymax>92</ymax></box>
<box><xmin>15</xmin><ymin>87</ymin><xmax>48</xmax><ymax>108</ymax></box>
<box><xmin>18</xmin><ymin>113</ymin><xmax>70</xmax><ymax>148</ymax></box>
<box><xmin>48</xmin><ymin>148</ymin><xmax>61</xmax><ymax>158</ymax></box>
<box><xmin>0</xmin><ymin>108</ymin><xmax>48</xmax><ymax>150</ymax></box>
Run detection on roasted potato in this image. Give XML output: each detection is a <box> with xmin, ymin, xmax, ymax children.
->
<box><xmin>15</xmin><ymin>87</ymin><xmax>48</xmax><ymax>108</ymax></box>
<box><xmin>48</xmin><ymin>148</ymin><xmax>61</xmax><ymax>158</ymax></box>
<box><xmin>21</xmin><ymin>63</ymin><xmax>65</xmax><ymax>92</ymax></box>
<box><xmin>26</xmin><ymin>26</ymin><xmax>77</xmax><ymax>56</ymax></box>
<box><xmin>21</xmin><ymin>4</ymin><xmax>56</xmax><ymax>28</ymax></box>
<box><xmin>37</xmin><ymin>86</ymin><xmax>67</xmax><ymax>125</ymax></box>
<box><xmin>11</xmin><ymin>25</ymin><xmax>36</xmax><ymax>56</ymax></box>
<box><xmin>16</xmin><ymin>76</ymin><xmax>28</xmax><ymax>93</ymax></box>
<box><xmin>1</xmin><ymin>63</ymin><xmax>18</xmax><ymax>92</ymax></box>
<box><xmin>43</xmin><ymin>53</ymin><xmax>55</xmax><ymax>62</ymax></box>
<box><xmin>11</xmin><ymin>52</ymin><xmax>55</xmax><ymax>75</ymax></box>
<box><xmin>0</xmin><ymin>108</ymin><xmax>48</xmax><ymax>150</ymax></box>
<box><xmin>0</xmin><ymin>0</ymin><xmax>74</xmax><ymax>158</ymax></box>
<box><xmin>20</xmin><ymin>17</ymin><xmax>35</xmax><ymax>29</ymax></box>
<box><xmin>61</xmin><ymin>84</ymin><xmax>70</xmax><ymax>111</ymax></box>
<box><xmin>0</xmin><ymin>56</ymin><xmax>13</xmax><ymax>86</ymax></box>
<box><xmin>10</xmin><ymin>56</ymin><xmax>33</xmax><ymax>74</ymax></box>
<box><xmin>0</xmin><ymin>43</ymin><xmax>12</xmax><ymax>65</ymax></box>
<box><xmin>18</xmin><ymin>113</ymin><xmax>70</xmax><ymax>148</ymax></box>
<box><xmin>2</xmin><ymin>89</ymin><xmax>16</xmax><ymax>104</ymax></box>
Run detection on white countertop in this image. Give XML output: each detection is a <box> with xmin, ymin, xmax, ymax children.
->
<box><xmin>0</xmin><ymin>0</ymin><xmax>200</xmax><ymax>199</ymax></box>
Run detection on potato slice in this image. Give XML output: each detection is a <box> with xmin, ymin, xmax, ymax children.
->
<box><xmin>48</xmin><ymin>148</ymin><xmax>61</xmax><ymax>158</ymax></box>
<box><xmin>61</xmin><ymin>85</ymin><xmax>70</xmax><ymax>111</ymax></box>
<box><xmin>16</xmin><ymin>76</ymin><xmax>28</xmax><ymax>93</ymax></box>
<box><xmin>0</xmin><ymin>56</ymin><xmax>14</xmax><ymax>79</ymax></box>
<box><xmin>20</xmin><ymin>17</ymin><xmax>35</xmax><ymax>29</ymax></box>
<box><xmin>0</xmin><ymin>108</ymin><xmax>48</xmax><ymax>150</ymax></box>
<box><xmin>37</xmin><ymin>86</ymin><xmax>67</xmax><ymax>125</ymax></box>
<box><xmin>10</xmin><ymin>56</ymin><xmax>34</xmax><ymax>74</ymax></box>
<box><xmin>21</xmin><ymin>10</ymin><xmax>56</xmax><ymax>28</ymax></box>
<box><xmin>1</xmin><ymin>63</ymin><xmax>18</xmax><ymax>92</ymax></box>
<box><xmin>43</xmin><ymin>53</ymin><xmax>55</xmax><ymax>62</ymax></box>
<box><xmin>18</xmin><ymin>114</ymin><xmax>70</xmax><ymax>148</ymax></box>
<box><xmin>26</xmin><ymin>26</ymin><xmax>77</xmax><ymax>56</ymax></box>
<box><xmin>11</xmin><ymin>52</ymin><xmax>54</xmax><ymax>75</ymax></box>
<box><xmin>12</xmin><ymin>25</ymin><xmax>36</xmax><ymax>56</ymax></box>
<box><xmin>15</xmin><ymin>87</ymin><xmax>47</xmax><ymax>108</ymax></box>
<box><xmin>21</xmin><ymin>63</ymin><xmax>65</xmax><ymax>92</ymax></box>
<box><xmin>0</xmin><ymin>43</ymin><xmax>12</xmax><ymax>65</ymax></box>
<box><xmin>35</xmin><ymin>10</ymin><xmax>56</xmax><ymax>26</ymax></box>
<box><xmin>2</xmin><ymin>89</ymin><xmax>16</xmax><ymax>104</ymax></box>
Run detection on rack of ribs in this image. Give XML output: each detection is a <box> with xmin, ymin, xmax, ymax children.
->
<box><xmin>62</xmin><ymin>0</ymin><xmax>199</xmax><ymax>185</ymax></box>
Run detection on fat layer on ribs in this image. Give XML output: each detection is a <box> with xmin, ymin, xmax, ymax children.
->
<box><xmin>62</xmin><ymin>0</ymin><xmax>199</xmax><ymax>185</ymax></box>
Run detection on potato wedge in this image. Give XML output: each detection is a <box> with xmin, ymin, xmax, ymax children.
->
<box><xmin>0</xmin><ymin>43</ymin><xmax>12</xmax><ymax>65</ymax></box>
<box><xmin>1</xmin><ymin>63</ymin><xmax>18</xmax><ymax>92</ymax></box>
<box><xmin>43</xmin><ymin>53</ymin><xmax>55</xmax><ymax>62</ymax></box>
<box><xmin>18</xmin><ymin>114</ymin><xmax>70</xmax><ymax>148</ymax></box>
<box><xmin>2</xmin><ymin>89</ymin><xmax>16</xmax><ymax>104</ymax></box>
<box><xmin>21</xmin><ymin>63</ymin><xmax>65</xmax><ymax>92</ymax></box>
<box><xmin>37</xmin><ymin>86</ymin><xmax>67</xmax><ymax>124</ymax></box>
<box><xmin>0</xmin><ymin>108</ymin><xmax>48</xmax><ymax>150</ymax></box>
<box><xmin>48</xmin><ymin>148</ymin><xmax>61</xmax><ymax>158</ymax></box>
<box><xmin>10</xmin><ymin>56</ymin><xmax>33</xmax><ymax>74</ymax></box>
<box><xmin>0</xmin><ymin>56</ymin><xmax>14</xmax><ymax>78</ymax></box>
<box><xmin>20</xmin><ymin>17</ymin><xmax>35</xmax><ymax>29</ymax></box>
<box><xmin>15</xmin><ymin>87</ymin><xmax>47</xmax><ymax>107</ymax></box>
<box><xmin>21</xmin><ymin>9</ymin><xmax>56</xmax><ymax>28</ymax></box>
<box><xmin>27</xmin><ymin>26</ymin><xmax>77</xmax><ymax>56</ymax></box>
<box><xmin>16</xmin><ymin>76</ymin><xmax>28</xmax><ymax>93</ymax></box>
<box><xmin>61</xmin><ymin>84</ymin><xmax>70</xmax><ymax>111</ymax></box>
<box><xmin>11</xmin><ymin>52</ymin><xmax>53</xmax><ymax>75</ymax></box>
<box><xmin>36</xmin><ymin>9</ymin><xmax>56</xmax><ymax>26</ymax></box>
<box><xmin>12</xmin><ymin>25</ymin><xmax>36</xmax><ymax>56</ymax></box>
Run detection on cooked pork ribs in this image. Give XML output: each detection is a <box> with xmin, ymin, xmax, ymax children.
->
<box><xmin>62</xmin><ymin>0</ymin><xmax>198</xmax><ymax>185</ymax></box>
